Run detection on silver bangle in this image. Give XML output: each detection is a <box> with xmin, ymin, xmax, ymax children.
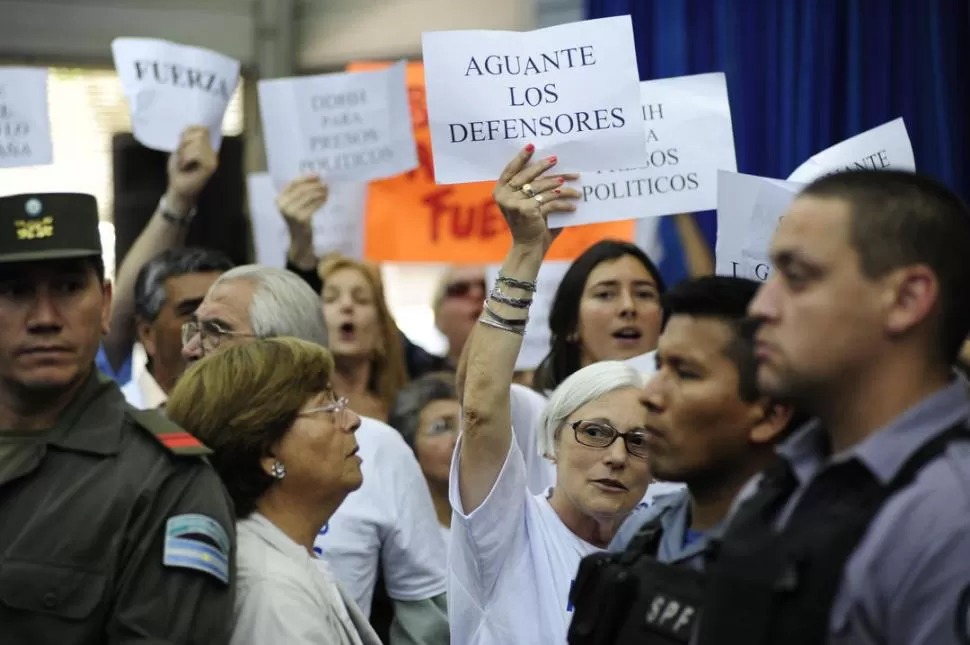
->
<box><xmin>478</xmin><ymin>316</ymin><xmax>525</xmax><ymax>336</ymax></box>
<box><xmin>488</xmin><ymin>286</ymin><xmax>532</xmax><ymax>309</ymax></box>
<box><xmin>159</xmin><ymin>195</ymin><xmax>197</xmax><ymax>226</ymax></box>
<box><xmin>483</xmin><ymin>301</ymin><xmax>528</xmax><ymax>327</ymax></box>
<box><xmin>496</xmin><ymin>274</ymin><xmax>537</xmax><ymax>293</ymax></box>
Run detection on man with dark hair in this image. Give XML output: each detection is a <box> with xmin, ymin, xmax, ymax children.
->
<box><xmin>693</xmin><ymin>170</ymin><xmax>970</xmax><ymax>645</ymax></box>
<box><xmin>0</xmin><ymin>193</ymin><xmax>235</xmax><ymax>645</ymax></box>
<box><xmin>123</xmin><ymin>247</ymin><xmax>233</xmax><ymax>408</ymax></box>
<box><xmin>568</xmin><ymin>276</ymin><xmax>798</xmax><ymax>645</ymax></box>
<box><xmin>607</xmin><ymin>276</ymin><xmax>797</xmax><ymax>561</ymax></box>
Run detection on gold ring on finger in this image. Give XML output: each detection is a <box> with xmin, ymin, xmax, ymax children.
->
<box><xmin>534</xmin><ymin>194</ymin><xmax>545</xmax><ymax>204</ymax></box>
<box><xmin>521</xmin><ymin>183</ymin><xmax>536</xmax><ymax>198</ymax></box>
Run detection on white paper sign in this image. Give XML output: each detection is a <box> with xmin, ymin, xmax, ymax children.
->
<box><xmin>485</xmin><ymin>261</ymin><xmax>571</xmax><ymax>370</ymax></box>
<box><xmin>714</xmin><ymin>171</ymin><xmax>803</xmax><ymax>281</ymax></box>
<box><xmin>548</xmin><ymin>72</ymin><xmax>737</xmax><ymax>228</ymax></box>
<box><xmin>422</xmin><ymin>16</ymin><xmax>646</xmax><ymax>185</ymax></box>
<box><xmin>0</xmin><ymin>68</ymin><xmax>52</xmax><ymax>168</ymax></box>
<box><xmin>258</xmin><ymin>62</ymin><xmax>417</xmax><ymax>186</ymax></box>
<box><xmin>112</xmin><ymin>38</ymin><xmax>241</xmax><ymax>152</ymax></box>
<box><xmin>246</xmin><ymin>173</ymin><xmax>367</xmax><ymax>266</ymax></box>
<box><xmin>787</xmin><ymin>117</ymin><xmax>914</xmax><ymax>183</ymax></box>
<box><xmin>625</xmin><ymin>349</ymin><xmax>657</xmax><ymax>378</ymax></box>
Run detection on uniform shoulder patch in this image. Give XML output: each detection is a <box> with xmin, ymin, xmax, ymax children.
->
<box><xmin>163</xmin><ymin>513</ymin><xmax>231</xmax><ymax>585</ymax></box>
<box><xmin>127</xmin><ymin>408</ymin><xmax>212</xmax><ymax>457</ymax></box>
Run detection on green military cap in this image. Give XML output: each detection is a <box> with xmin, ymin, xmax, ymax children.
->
<box><xmin>0</xmin><ymin>193</ymin><xmax>102</xmax><ymax>264</ymax></box>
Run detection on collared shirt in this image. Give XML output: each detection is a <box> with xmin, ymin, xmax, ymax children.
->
<box><xmin>121</xmin><ymin>366</ymin><xmax>168</xmax><ymax>410</ymax></box>
<box><xmin>733</xmin><ymin>378</ymin><xmax>970</xmax><ymax>645</ymax></box>
<box><xmin>233</xmin><ymin>513</ymin><xmax>379</xmax><ymax>645</ymax></box>
<box><xmin>608</xmin><ymin>489</ymin><xmax>723</xmax><ymax>571</ymax></box>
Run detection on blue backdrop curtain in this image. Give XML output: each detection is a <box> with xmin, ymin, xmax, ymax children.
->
<box><xmin>586</xmin><ymin>0</ymin><xmax>970</xmax><ymax>286</ymax></box>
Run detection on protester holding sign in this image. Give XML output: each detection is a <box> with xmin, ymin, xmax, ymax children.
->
<box><xmin>451</xmin><ymin>145</ymin><xmax>655</xmax><ymax>645</ymax></box>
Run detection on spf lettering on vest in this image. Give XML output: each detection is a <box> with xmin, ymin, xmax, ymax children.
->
<box><xmin>645</xmin><ymin>594</ymin><xmax>697</xmax><ymax>639</ymax></box>
<box><xmin>133</xmin><ymin>61</ymin><xmax>234</xmax><ymax>100</ymax></box>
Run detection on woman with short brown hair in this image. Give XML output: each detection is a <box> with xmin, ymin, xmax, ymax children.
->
<box><xmin>167</xmin><ymin>337</ymin><xmax>381</xmax><ymax>645</ymax></box>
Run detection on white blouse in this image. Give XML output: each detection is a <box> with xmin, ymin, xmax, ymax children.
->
<box><xmin>232</xmin><ymin>513</ymin><xmax>379</xmax><ymax>645</ymax></box>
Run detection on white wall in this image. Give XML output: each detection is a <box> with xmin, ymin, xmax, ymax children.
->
<box><xmin>0</xmin><ymin>0</ymin><xmax>254</xmax><ymax>65</ymax></box>
<box><xmin>296</xmin><ymin>0</ymin><xmax>533</xmax><ymax>69</ymax></box>
<box><xmin>0</xmin><ymin>0</ymin><xmax>583</xmax><ymax>70</ymax></box>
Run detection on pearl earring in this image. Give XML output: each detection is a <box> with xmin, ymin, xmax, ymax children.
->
<box><xmin>271</xmin><ymin>461</ymin><xmax>286</xmax><ymax>480</ymax></box>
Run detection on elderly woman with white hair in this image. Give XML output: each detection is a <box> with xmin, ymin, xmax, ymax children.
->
<box><xmin>451</xmin><ymin>147</ymin><xmax>656</xmax><ymax>645</ymax></box>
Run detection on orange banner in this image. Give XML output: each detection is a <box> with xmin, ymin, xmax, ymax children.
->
<box><xmin>347</xmin><ymin>61</ymin><xmax>634</xmax><ymax>263</ymax></box>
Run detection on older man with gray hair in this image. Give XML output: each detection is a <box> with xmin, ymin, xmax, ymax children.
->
<box><xmin>182</xmin><ymin>264</ymin><xmax>450</xmax><ymax>645</ymax></box>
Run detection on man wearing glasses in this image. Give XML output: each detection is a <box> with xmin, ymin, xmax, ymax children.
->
<box><xmin>181</xmin><ymin>264</ymin><xmax>450</xmax><ymax>645</ymax></box>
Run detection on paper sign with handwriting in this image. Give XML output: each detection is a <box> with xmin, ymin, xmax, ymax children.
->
<box><xmin>246</xmin><ymin>173</ymin><xmax>366</xmax><ymax>266</ymax></box>
<box><xmin>422</xmin><ymin>16</ymin><xmax>645</xmax><ymax>185</ymax></box>
<box><xmin>485</xmin><ymin>261</ymin><xmax>571</xmax><ymax>370</ymax></box>
<box><xmin>715</xmin><ymin>170</ymin><xmax>803</xmax><ymax>281</ymax></box>
<box><xmin>258</xmin><ymin>61</ymin><xmax>417</xmax><ymax>185</ymax></box>
<box><xmin>0</xmin><ymin>68</ymin><xmax>52</xmax><ymax>168</ymax></box>
<box><xmin>112</xmin><ymin>38</ymin><xmax>240</xmax><ymax>152</ymax></box>
<box><xmin>787</xmin><ymin>117</ymin><xmax>914</xmax><ymax>183</ymax></box>
<box><xmin>547</xmin><ymin>72</ymin><xmax>736</xmax><ymax>228</ymax></box>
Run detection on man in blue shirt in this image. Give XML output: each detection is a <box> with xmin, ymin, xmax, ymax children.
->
<box><xmin>609</xmin><ymin>276</ymin><xmax>800</xmax><ymax>569</ymax></box>
<box><xmin>695</xmin><ymin>169</ymin><xmax>970</xmax><ymax>645</ymax></box>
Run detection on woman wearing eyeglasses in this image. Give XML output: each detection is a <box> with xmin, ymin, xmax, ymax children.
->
<box><xmin>389</xmin><ymin>372</ymin><xmax>463</xmax><ymax>545</ymax></box>
<box><xmin>450</xmin><ymin>147</ymin><xmax>656</xmax><ymax>645</ymax></box>
<box><xmin>166</xmin><ymin>336</ymin><xmax>382</xmax><ymax>645</ymax></box>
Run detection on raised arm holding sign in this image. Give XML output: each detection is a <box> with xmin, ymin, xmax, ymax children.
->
<box><xmin>422</xmin><ymin>16</ymin><xmax>646</xmax><ymax>185</ymax></box>
<box><xmin>0</xmin><ymin>67</ymin><xmax>52</xmax><ymax>168</ymax></box>
<box><xmin>112</xmin><ymin>38</ymin><xmax>240</xmax><ymax>152</ymax></box>
<box><xmin>258</xmin><ymin>61</ymin><xmax>417</xmax><ymax>185</ymax></box>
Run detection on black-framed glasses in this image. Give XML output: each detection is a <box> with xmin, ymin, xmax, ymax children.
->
<box><xmin>571</xmin><ymin>420</ymin><xmax>650</xmax><ymax>460</ymax></box>
<box><xmin>181</xmin><ymin>320</ymin><xmax>255</xmax><ymax>355</ymax></box>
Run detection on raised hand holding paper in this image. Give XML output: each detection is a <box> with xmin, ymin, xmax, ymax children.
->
<box><xmin>247</xmin><ymin>173</ymin><xmax>367</xmax><ymax>267</ymax></box>
<box><xmin>422</xmin><ymin>16</ymin><xmax>646</xmax><ymax>185</ymax></box>
<box><xmin>714</xmin><ymin>171</ymin><xmax>802</xmax><ymax>281</ymax></box>
<box><xmin>787</xmin><ymin>117</ymin><xmax>914</xmax><ymax>182</ymax></box>
<box><xmin>112</xmin><ymin>38</ymin><xmax>240</xmax><ymax>153</ymax></box>
<box><xmin>485</xmin><ymin>261</ymin><xmax>571</xmax><ymax>370</ymax></box>
<box><xmin>0</xmin><ymin>68</ymin><xmax>52</xmax><ymax>168</ymax></box>
<box><xmin>258</xmin><ymin>61</ymin><xmax>417</xmax><ymax>185</ymax></box>
<box><xmin>548</xmin><ymin>72</ymin><xmax>737</xmax><ymax>228</ymax></box>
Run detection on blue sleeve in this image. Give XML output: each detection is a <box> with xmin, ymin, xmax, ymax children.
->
<box><xmin>608</xmin><ymin>504</ymin><xmax>654</xmax><ymax>553</ymax></box>
<box><xmin>96</xmin><ymin>344</ymin><xmax>132</xmax><ymax>385</ymax></box>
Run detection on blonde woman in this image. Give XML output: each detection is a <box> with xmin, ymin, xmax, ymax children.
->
<box><xmin>319</xmin><ymin>254</ymin><xmax>409</xmax><ymax>421</ymax></box>
<box><xmin>167</xmin><ymin>337</ymin><xmax>380</xmax><ymax>645</ymax></box>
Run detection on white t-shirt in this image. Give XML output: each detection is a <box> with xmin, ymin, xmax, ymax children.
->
<box><xmin>313</xmin><ymin>416</ymin><xmax>448</xmax><ymax>615</ymax></box>
<box><xmin>449</xmin><ymin>434</ymin><xmax>601</xmax><ymax>645</ymax></box>
<box><xmin>509</xmin><ymin>383</ymin><xmax>557</xmax><ymax>494</ymax></box>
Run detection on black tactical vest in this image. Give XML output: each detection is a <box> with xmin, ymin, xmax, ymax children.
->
<box><xmin>568</xmin><ymin>507</ymin><xmax>705</xmax><ymax>645</ymax></box>
<box><xmin>694</xmin><ymin>422</ymin><xmax>969</xmax><ymax>645</ymax></box>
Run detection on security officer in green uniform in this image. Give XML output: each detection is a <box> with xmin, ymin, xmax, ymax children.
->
<box><xmin>0</xmin><ymin>193</ymin><xmax>236</xmax><ymax>644</ymax></box>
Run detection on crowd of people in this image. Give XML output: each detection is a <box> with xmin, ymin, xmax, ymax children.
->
<box><xmin>2</xmin><ymin>94</ymin><xmax>969</xmax><ymax>645</ymax></box>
